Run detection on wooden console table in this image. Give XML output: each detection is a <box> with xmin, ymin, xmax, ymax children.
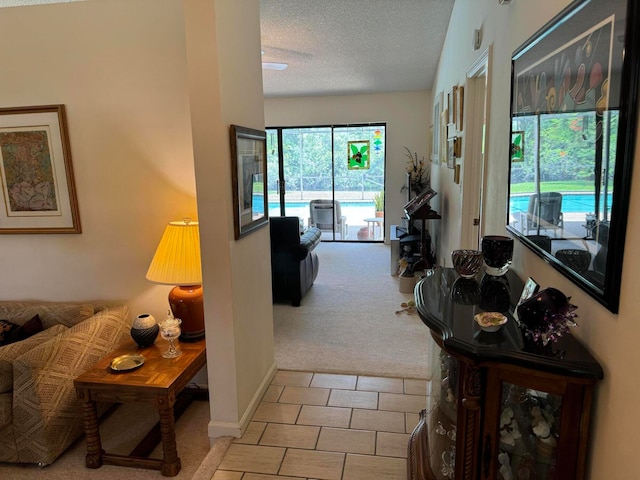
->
<box><xmin>409</xmin><ymin>269</ymin><xmax>603</xmax><ymax>480</ymax></box>
<box><xmin>74</xmin><ymin>339</ymin><xmax>206</xmax><ymax>477</ymax></box>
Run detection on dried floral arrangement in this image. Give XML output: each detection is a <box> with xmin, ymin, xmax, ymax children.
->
<box><xmin>401</xmin><ymin>147</ymin><xmax>430</xmax><ymax>194</ymax></box>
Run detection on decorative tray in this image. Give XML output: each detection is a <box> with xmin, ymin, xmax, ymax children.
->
<box><xmin>109</xmin><ymin>354</ymin><xmax>145</xmax><ymax>372</ymax></box>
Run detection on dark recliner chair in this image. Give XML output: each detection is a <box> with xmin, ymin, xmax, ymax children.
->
<box><xmin>269</xmin><ymin>216</ymin><xmax>321</xmax><ymax>306</ymax></box>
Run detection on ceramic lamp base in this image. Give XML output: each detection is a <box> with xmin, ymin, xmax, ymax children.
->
<box><xmin>168</xmin><ymin>285</ymin><xmax>205</xmax><ymax>342</ymax></box>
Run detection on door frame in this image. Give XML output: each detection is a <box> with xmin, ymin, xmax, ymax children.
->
<box><xmin>460</xmin><ymin>46</ymin><xmax>492</xmax><ymax>249</ymax></box>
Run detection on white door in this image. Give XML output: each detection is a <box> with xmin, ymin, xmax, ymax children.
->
<box><xmin>460</xmin><ymin>47</ymin><xmax>492</xmax><ymax>249</ymax></box>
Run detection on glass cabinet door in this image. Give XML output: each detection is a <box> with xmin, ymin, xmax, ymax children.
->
<box><xmin>425</xmin><ymin>350</ymin><xmax>459</xmax><ymax>479</ymax></box>
<box><xmin>497</xmin><ymin>383</ymin><xmax>562</xmax><ymax>480</ymax></box>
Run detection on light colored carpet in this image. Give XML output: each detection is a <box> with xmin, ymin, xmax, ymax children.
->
<box><xmin>273</xmin><ymin>242</ymin><xmax>432</xmax><ymax>379</ymax></box>
<box><xmin>1</xmin><ymin>399</ymin><xmax>218</xmax><ymax>480</ymax></box>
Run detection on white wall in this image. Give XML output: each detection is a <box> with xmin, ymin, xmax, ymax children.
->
<box><xmin>0</xmin><ymin>0</ymin><xmax>274</xmax><ymax>442</ymax></box>
<box><xmin>265</xmin><ymin>91</ymin><xmax>431</xmax><ymax>241</ymax></box>
<box><xmin>437</xmin><ymin>0</ymin><xmax>640</xmax><ymax>477</ymax></box>
<box><xmin>0</xmin><ymin>0</ymin><xmax>194</xmax><ymax>322</ymax></box>
<box><xmin>184</xmin><ymin>0</ymin><xmax>275</xmax><ymax>437</ymax></box>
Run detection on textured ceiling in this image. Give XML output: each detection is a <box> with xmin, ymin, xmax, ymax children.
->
<box><xmin>0</xmin><ymin>0</ymin><xmax>455</xmax><ymax>98</ymax></box>
<box><xmin>260</xmin><ymin>0</ymin><xmax>455</xmax><ymax>97</ymax></box>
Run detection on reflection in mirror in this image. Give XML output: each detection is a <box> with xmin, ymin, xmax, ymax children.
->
<box><xmin>509</xmin><ymin>110</ymin><xmax>613</xmax><ymax>290</ymax></box>
<box><xmin>506</xmin><ymin>0</ymin><xmax>639</xmax><ymax>312</ymax></box>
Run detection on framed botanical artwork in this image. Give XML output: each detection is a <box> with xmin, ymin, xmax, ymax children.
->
<box><xmin>457</xmin><ymin>86</ymin><xmax>465</xmax><ymax>131</ymax></box>
<box><xmin>0</xmin><ymin>105</ymin><xmax>81</xmax><ymax>234</ymax></box>
<box><xmin>230</xmin><ymin>125</ymin><xmax>268</xmax><ymax>240</ymax></box>
<box><xmin>431</xmin><ymin>92</ymin><xmax>443</xmax><ymax>163</ymax></box>
<box><xmin>347</xmin><ymin>140</ymin><xmax>370</xmax><ymax>170</ymax></box>
<box><xmin>448</xmin><ymin>86</ymin><xmax>458</xmax><ymax>125</ymax></box>
<box><xmin>511</xmin><ymin>131</ymin><xmax>524</xmax><ymax>162</ymax></box>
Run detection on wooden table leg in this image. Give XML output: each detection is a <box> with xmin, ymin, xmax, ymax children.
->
<box><xmin>77</xmin><ymin>390</ymin><xmax>104</xmax><ymax>469</ymax></box>
<box><xmin>157</xmin><ymin>394</ymin><xmax>181</xmax><ymax>477</ymax></box>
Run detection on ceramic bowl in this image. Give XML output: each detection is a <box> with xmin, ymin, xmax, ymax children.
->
<box><xmin>474</xmin><ymin>311</ymin><xmax>508</xmax><ymax>332</ymax></box>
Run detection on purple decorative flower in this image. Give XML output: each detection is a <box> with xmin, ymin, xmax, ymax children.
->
<box><xmin>525</xmin><ymin>302</ymin><xmax>578</xmax><ymax>345</ymax></box>
<box><xmin>516</xmin><ymin>287</ymin><xmax>578</xmax><ymax>345</ymax></box>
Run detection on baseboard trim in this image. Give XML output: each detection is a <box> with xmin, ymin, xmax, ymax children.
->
<box><xmin>208</xmin><ymin>361</ymin><xmax>277</xmax><ymax>438</ymax></box>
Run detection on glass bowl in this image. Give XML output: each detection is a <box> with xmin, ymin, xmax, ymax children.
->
<box><xmin>451</xmin><ymin>249</ymin><xmax>483</xmax><ymax>278</ymax></box>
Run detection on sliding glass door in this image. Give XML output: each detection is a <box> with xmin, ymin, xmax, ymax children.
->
<box><xmin>267</xmin><ymin>124</ymin><xmax>386</xmax><ymax>242</ymax></box>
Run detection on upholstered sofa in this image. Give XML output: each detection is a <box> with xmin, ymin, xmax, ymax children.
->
<box><xmin>270</xmin><ymin>216</ymin><xmax>321</xmax><ymax>306</ymax></box>
<box><xmin>0</xmin><ymin>302</ymin><xmax>130</xmax><ymax>465</ymax></box>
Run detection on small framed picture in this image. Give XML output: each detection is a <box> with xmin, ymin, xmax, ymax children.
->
<box><xmin>514</xmin><ymin>277</ymin><xmax>540</xmax><ymax>320</ymax></box>
<box><xmin>457</xmin><ymin>86</ymin><xmax>465</xmax><ymax>131</ymax></box>
<box><xmin>447</xmin><ymin>137</ymin><xmax>455</xmax><ymax>169</ymax></box>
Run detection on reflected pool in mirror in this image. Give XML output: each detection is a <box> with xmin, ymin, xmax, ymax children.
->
<box><xmin>505</xmin><ymin>0</ymin><xmax>640</xmax><ymax>313</ymax></box>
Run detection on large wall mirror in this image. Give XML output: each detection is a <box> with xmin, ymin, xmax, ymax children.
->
<box><xmin>506</xmin><ymin>0</ymin><xmax>639</xmax><ymax>312</ymax></box>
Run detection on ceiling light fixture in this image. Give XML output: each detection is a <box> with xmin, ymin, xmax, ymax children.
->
<box><xmin>260</xmin><ymin>49</ymin><xmax>287</xmax><ymax>70</ymax></box>
<box><xmin>262</xmin><ymin>62</ymin><xmax>288</xmax><ymax>71</ymax></box>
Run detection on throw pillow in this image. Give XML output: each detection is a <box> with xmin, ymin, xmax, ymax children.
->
<box><xmin>0</xmin><ymin>314</ymin><xmax>44</xmax><ymax>347</ymax></box>
<box><xmin>0</xmin><ymin>320</ymin><xmax>18</xmax><ymax>346</ymax></box>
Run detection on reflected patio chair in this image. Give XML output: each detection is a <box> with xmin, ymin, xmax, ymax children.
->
<box><xmin>522</xmin><ymin>192</ymin><xmax>563</xmax><ymax>236</ymax></box>
<box><xmin>308</xmin><ymin>200</ymin><xmax>348</xmax><ymax>239</ymax></box>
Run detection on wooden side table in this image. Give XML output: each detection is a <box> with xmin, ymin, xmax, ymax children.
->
<box><xmin>74</xmin><ymin>339</ymin><xmax>206</xmax><ymax>477</ymax></box>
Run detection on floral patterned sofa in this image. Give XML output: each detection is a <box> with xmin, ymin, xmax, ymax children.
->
<box><xmin>0</xmin><ymin>302</ymin><xmax>130</xmax><ymax>465</ymax></box>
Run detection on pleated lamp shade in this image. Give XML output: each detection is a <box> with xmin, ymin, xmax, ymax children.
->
<box><xmin>146</xmin><ymin>219</ymin><xmax>204</xmax><ymax>341</ymax></box>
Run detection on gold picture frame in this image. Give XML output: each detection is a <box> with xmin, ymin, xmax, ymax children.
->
<box><xmin>0</xmin><ymin>105</ymin><xmax>81</xmax><ymax>234</ymax></box>
<box><xmin>457</xmin><ymin>86</ymin><xmax>465</xmax><ymax>131</ymax></box>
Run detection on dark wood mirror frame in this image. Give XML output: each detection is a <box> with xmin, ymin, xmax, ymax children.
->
<box><xmin>506</xmin><ymin>0</ymin><xmax>640</xmax><ymax>313</ymax></box>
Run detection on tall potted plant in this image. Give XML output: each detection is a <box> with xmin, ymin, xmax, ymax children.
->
<box><xmin>373</xmin><ymin>190</ymin><xmax>384</xmax><ymax>217</ymax></box>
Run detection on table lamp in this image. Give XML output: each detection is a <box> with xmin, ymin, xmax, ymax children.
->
<box><xmin>146</xmin><ymin>218</ymin><xmax>204</xmax><ymax>342</ymax></box>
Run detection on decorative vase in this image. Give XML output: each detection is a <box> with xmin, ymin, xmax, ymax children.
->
<box><xmin>481</xmin><ymin>235</ymin><xmax>514</xmax><ymax>276</ymax></box>
<box><xmin>357</xmin><ymin>227</ymin><xmax>370</xmax><ymax>240</ymax></box>
<box><xmin>451</xmin><ymin>249</ymin><xmax>483</xmax><ymax>278</ymax></box>
<box><xmin>131</xmin><ymin>313</ymin><xmax>159</xmax><ymax>348</ymax></box>
<box><xmin>516</xmin><ymin>288</ymin><xmax>568</xmax><ymax>330</ymax></box>
<box><xmin>516</xmin><ymin>287</ymin><xmax>577</xmax><ymax>345</ymax></box>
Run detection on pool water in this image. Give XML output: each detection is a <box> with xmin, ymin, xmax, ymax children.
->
<box><xmin>510</xmin><ymin>192</ymin><xmax>613</xmax><ymax>214</ymax></box>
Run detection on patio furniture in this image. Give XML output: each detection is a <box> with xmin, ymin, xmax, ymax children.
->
<box><xmin>522</xmin><ymin>192</ymin><xmax>563</xmax><ymax>236</ymax></box>
<box><xmin>308</xmin><ymin>200</ymin><xmax>348</xmax><ymax>239</ymax></box>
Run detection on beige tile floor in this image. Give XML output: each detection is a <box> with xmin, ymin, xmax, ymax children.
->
<box><xmin>212</xmin><ymin>371</ymin><xmax>427</xmax><ymax>480</ymax></box>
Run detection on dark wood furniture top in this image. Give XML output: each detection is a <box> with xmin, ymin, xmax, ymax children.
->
<box><xmin>74</xmin><ymin>339</ymin><xmax>206</xmax><ymax>477</ymax></box>
<box><xmin>414</xmin><ymin>268</ymin><xmax>603</xmax><ymax>380</ymax></box>
<box><xmin>410</xmin><ymin>268</ymin><xmax>603</xmax><ymax>480</ymax></box>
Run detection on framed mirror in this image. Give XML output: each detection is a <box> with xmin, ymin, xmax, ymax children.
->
<box><xmin>230</xmin><ymin>125</ymin><xmax>268</xmax><ymax>240</ymax></box>
<box><xmin>506</xmin><ymin>0</ymin><xmax>639</xmax><ymax>312</ymax></box>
